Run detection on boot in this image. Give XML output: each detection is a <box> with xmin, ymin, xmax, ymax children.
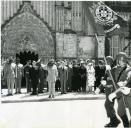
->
<box><xmin>105</xmin><ymin>116</ymin><xmax>120</xmax><ymax>127</ymax></box>
<box><xmin>120</xmin><ymin>114</ymin><xmax>129</xmax><ymax>127</ymax></box>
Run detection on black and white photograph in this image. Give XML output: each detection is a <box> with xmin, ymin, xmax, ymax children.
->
<box><xmin>0</xmin><ymin>1</ymin><xmax>131</xmax><ymax>128</ymax></box>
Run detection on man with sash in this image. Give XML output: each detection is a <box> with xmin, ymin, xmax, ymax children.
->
<box><xmin>95</xmin><ymin>56</ymin><xmax>120</xmax><ymax>127</ymax></box>
<box><xmin>109</xmin><ymin>52</ymin><xmax>131</xmax><ymax>127</ymax></box>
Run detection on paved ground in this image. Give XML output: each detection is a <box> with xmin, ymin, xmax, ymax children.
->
<box><xmin>0</xmin><ymin>89</ymin><xmax>126</xmax><ymax>128</ymax></box>
<box><xmin>0</xmin><ymin>100</ymin><xmax>124</xmax><ymax>128</ymax></box>
<box><xmin>1</xmin><ymin>89</ymin><xmax>106</xmax><ymax>103</ymax></box>
<box><xmin>0</xmin><ymin>88</ymin><xmax>125</xmax><ymax>128</ymax></box>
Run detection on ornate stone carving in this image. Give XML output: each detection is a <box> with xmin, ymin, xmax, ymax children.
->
<box><xmin>1</xmin><ymin>1</ymin><xmax>55</xmax><ymax>58</ymax></box>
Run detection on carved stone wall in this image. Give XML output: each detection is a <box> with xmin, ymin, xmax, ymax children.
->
<box><xmin>78</xmin><ymin>36</ymin><xmax>96</xmax><ymax>59</ymax></box>
<box><xmin>56</xmin><ymin>33</ymin><xmax>77</xmax><ymax>58</ymax></box>
<box><xmin>1</xmin><ymin>2</ymin><xmax>55</xmax><ymax>59</ymax></box>
<box><xmin>1</xmin><ymin>1</ymin><xmax>83</xmax><ymax>33</ymax></box>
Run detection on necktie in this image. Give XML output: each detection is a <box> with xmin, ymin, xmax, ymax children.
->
<box><xmin>16</xmin><ymin>65</ymin><xmax>18</xmax><ymax>78</ymax></box>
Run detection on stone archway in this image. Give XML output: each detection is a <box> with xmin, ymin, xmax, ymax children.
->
<box><xmin>1</xmin><ymin>2</ymin><xmax>55</xmax><ymax>62</ymax></box>
<box><xmin>16</xmin><ymin>51</ymin><xmax>38</xmax><ymax>65</ymax></box>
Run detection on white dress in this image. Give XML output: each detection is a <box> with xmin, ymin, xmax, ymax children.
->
<box><xmin>86</xmin><ymin>65</ymin><xmax>95</xmax><ymax>88</ymax></box>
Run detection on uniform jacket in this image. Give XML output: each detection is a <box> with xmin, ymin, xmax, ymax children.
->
<box><xmin>112</xmin><ymin>65</ymin><xmax>131</xmax><ymax>98</ymax></box>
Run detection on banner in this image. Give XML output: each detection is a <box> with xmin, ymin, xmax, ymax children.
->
<box><xmin>87</xmin><ymin>1</ymin><xmax>127</xmax><ymax>33</ymax></box>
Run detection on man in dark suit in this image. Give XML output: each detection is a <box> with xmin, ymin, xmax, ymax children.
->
<box><xmin>79</xmin><ymin>61</ymin><xmax>87</xmax><ymax>92</ymax></box>
<box><xmin>24</xmin><ymin>60</ymin><xmax>31</xmax><ymax>93</ymax></box>
<box><xmin>66</xmin><ymin>61</ymin><xmax>73</xmax><ymax>92</ymax></box>
<box><xmin>59</xmin><ymin>61</ymin><xmax>68</xmax><ymax>94</ymax></box>
<box><xmin>72</xmin><ymin>60</ymin><xmax>80</xmax><ymax>92</ymax></box>
<box><xmin>29</xmin><ymin>61</ymin><xmax>40</xmax><ymax>95</ymax></box>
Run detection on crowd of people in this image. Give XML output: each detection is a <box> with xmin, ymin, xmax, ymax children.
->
<box><xmin>1</xmin><ymin>56</ymin><xmax>106</xmax><ymax>96</ymax></box>
<box><xmin>1</xmin><ymin>51</ymin><xmax>131</xmax><ymax>127</ymax></box>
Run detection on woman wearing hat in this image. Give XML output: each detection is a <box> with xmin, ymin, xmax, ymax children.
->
<box><xmin>86</xmin><ymin>60</ymin><xmax>95</xmax><ymax>93</ymax></box>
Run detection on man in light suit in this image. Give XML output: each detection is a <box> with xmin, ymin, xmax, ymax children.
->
<box><xmin>42</xmin><ymin>59</ymin><xmax>58</xmax><ymax>98</ymax></box>
<box><xmin>3</xmin><ymin>58</ymin><xmax>15</xmax><ymax>95</ymax></box>
<box><xmin>15</xmin><ymin>58</ymin><xmax>23</xmax><ymax>94</ymax></box>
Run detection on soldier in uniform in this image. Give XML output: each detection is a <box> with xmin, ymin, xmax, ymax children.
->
<box><xmin>120</xmin><ymin>86</ymin><xmax>131</xmax><ymax>127</ymax></box>
<box><xmin>109</xmin><ymin>52</ymin><xmax>131</xmax><ymax>127</ymax></box>
<box><xmin>95</xmin><ymin>56</ymin><xmax>120</xmax><ymax>127</ymax></box>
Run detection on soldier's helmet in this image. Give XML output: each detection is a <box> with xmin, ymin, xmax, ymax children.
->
<box><xmin>116</xmin><ymin>52</ymin><xmax>128</xmax><ymax>63</ymax></box>
<box><xmin>106</xmin><ymin>56</ymin><xmax>114</xmax><ymax>65</ymax></box>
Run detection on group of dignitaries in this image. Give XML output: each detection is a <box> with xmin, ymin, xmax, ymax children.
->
<box><xmin>1</xmin><ymin>51</ymin><xmax>131</xmax><ymax>127</ymax></box>
<box><xmin>1</xmin><ymin>57</ymin><xmax>98</xmax><ymax>96</ymax></box>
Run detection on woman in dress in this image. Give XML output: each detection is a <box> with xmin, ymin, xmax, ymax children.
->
<box><xmin>86</xmin><ymin>60</ymin><xmax>95</xmax><ymax>93</ymax></box>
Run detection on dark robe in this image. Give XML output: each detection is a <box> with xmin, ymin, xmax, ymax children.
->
<box><xmin>29</xmin><ymin>66</ymin><xmax>40</xmax><ymax>94</ymax></box>
<box><xmin>72</xmin><ymin>66</ymin><xmax>81</xmax><ymax>92</ymax></box>
<box><xmin>79</xmin><ymin>66</ymin><xmax>87</xmax><ymax>92</ymax></box>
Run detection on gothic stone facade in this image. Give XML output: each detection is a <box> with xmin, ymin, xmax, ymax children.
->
<box><xmin>1</xmin><ymin>1</ymin><xmax>130</xmax><ymax>63</ymax></box>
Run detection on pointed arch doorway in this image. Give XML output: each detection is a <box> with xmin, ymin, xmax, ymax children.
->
<box><xmin>16</xmin><ymin>50</ymin><xmax>39</xmax><ymax>87</ymax></box>
<box><xmin>16</xmin><ymin>51</ymin><xmax>38</xmax><ymax>65</ymax></box>
<box><xmin>1</xmin><ymin>1</ymin><xmax>55</xmax><ymax>63</ymax></box>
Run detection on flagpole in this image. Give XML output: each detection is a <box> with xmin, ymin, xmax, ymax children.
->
<box><xmin>95</xmin><ymin>33</ymin><xmax>131</xmax><ymax>121</ymax></box>
<box><xmin>94</xmin><ymin>33</ymin><xmax>117</xmax><ymax>89</ymax></box>
<box><xmin>87</xmin><ymin>0</ymin><xmax>130</xmax><ymax>121</ymax></box>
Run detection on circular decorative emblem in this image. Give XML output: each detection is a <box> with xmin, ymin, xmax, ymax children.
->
<box><xmin>95</xmin><ymin>5</ymin><xmax>113</xmax><ymax>24</ymax></box>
